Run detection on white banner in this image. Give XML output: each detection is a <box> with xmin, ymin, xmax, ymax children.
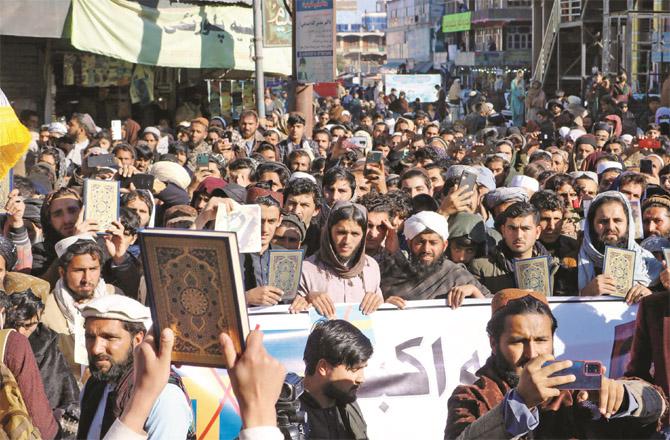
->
<box><xmin>385</xmin><ymin>74</ymin><xmax>442</xmax><ymax>103</ymax></box>
<box><xmin>179</xmin><ymin>297</ymin><xmax>638</xmax><ymax>439</ymax></box>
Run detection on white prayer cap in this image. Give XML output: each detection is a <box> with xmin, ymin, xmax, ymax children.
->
<box><xmin>143</xmin><ymin>126</ymin><xmax>161</xmax><ymax>139</ymax></box>
<box><xmin>403</xmin><ymin>211</ymin><xmax>449</xmax><ymax>242</ymax></box>
<box><xmin>510</xmin><ymin>175</ymin><xmax>540</xmax><ymax>193</ymax></box>
<box><xmin>596</xmin><ymin>161</ymin><xmax>623</xmax><ymax>175</ymax></box>
<box><xmin>620</xmin><ymin>134</ymin><xmax>633</xmax><ymax>145</ymax></box>
<box><xmin>570</xmin><ymin>171</ymin><xmax>598</xmax><ymax>183</ymax></box>
<box><xmin>558</xmin><ymin>126</ymin><xmax>571</xmax><ymax>139</ymax></box>
<box><xmin>47</xmin><ymin>122</ymin><xmax>67</xmax><ymax>136</ymax></box>
<box><xmin>150</xmin><ymin>161</ymin><xmax>191</xmax><ymax>191</ymax></box>
<box><xmin>82</xmin><ymin>295</ymin><xmax>152</xmax><ymax>331</ymax></box>
<box><xmin>647</xmin><ymin>154</ymin><xmax>664</xmax><ymax>167</ymax></box>
<box><xmin>289</xmin><ymin>171</ymin><xmax>317</xmax><ymax>184</ymax></box>
<box><xmin>568</xmin><ymin>129</ymin><xmax>586</xmax><ymax>142</ymax></box>
<box><xmin>342</xmin><ymin>110</ymin><xmax>351</xmax><ymax>116</ymax></box>
<box><xmin>55</xmin><ymin>235</ymin><xmax>97</xmax><ymax>259</ymax></box>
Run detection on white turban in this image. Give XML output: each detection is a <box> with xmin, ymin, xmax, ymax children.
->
<box><xmin>55</xmin><ymin>235</ymin><xmax>97</xmax><ymax>258</ymax></box>
<box><xmin>403</xmin><ymin>211</ymin><xmax>449</xmax><ymax>242</ymax></box>
<box><xmin>150</xmin><ymin>161</ymin><xmax>192</xmax><ymax>191</ymax></box>
<box><xmin>510</xmin><ymin>175</ymin><xmax>540</xmax><ymax>192</ymax></box>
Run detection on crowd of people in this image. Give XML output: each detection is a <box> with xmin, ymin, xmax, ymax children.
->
<box><xmin>1</xmin><ymin>69</ymin><xmax>670</xmax><ymax>439</ymax></box>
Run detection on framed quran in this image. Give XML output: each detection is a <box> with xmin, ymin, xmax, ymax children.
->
<box><xmin>603</xmin><ymin>246</ymin><xmax>636</xmax><ymax>298</ymax></box>
<box><xmin>514</xmin><ymin>256</ymin><xmax>551</xmax><ymax>296</ymax></box>
<box><xmin>140</xmin><ymin>229</ymin><xmax>250</xmax><ymax>366</ymax></box>
<box><xmin>268</xmin><ymin>249</ymin><xmax>304</xmax><ymax>297</ymax></box>
<box><xmin>83</xmin><ymin>179</ymin><xmax>119</xmax><ymax>231</ymax></box>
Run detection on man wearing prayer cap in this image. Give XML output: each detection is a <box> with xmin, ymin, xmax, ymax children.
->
<box><xmin>510</xmin><ymin>175</ymin><xmax>540</xmax><ymax>197</ymax></box>
<box><xmin>78</xmin><ymin>296</ymin><xmax>194</xmax><ymax>439</ymax></box>
<box><xmin>484</xmin><ymin>187</ymin><xmax>529</xmax><ymax>218</ymax></box>
<box><xmin>469</xmin><ymin>202</ymin><xmax>559</xmax><ymax>295</ymax></box>
<box><xmin>445</xmin><ymin>288</ymin><xmax>668</xmax><ymax>440</ymax></box>
<box><xmin>42</xmin><ymin>235</ymin><xmax>122</xmax><ymax>379</ymax></box>
<box><xmin>380</xmin><ymin>211</ymin><xmax>489</xmax><ymax>309</ymax></box>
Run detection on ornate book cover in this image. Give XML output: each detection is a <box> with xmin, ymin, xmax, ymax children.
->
<box><xmin>140</xmin><ymin>229</ymin><xmax>250</xmax><ymax>366</ymax></box>
<box><xmin>603</xmin><ymin>246</ymin><xmax>636</xmax><ymax>298</ymax></box>
<box><xmin>268</xmin><ymin>249</ymin><xmax>304</xmax><ymax>297</ymax></box>
<box><xmin>83</xmin><ymin>179</ymin><xmax>119</xmax><ymax>230</ymax></box>
<box><xmin>514</xmin><ymin>255</ymin><xmax>551</xmax><ymax>296</ymax></box>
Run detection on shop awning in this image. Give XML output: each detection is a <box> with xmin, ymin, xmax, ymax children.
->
<box><xmin>0</xmin><ymin>0</ymin><xmax>72</xmax><ymax>38</ymax></box>
<box><xmin>70</xmin><ymin>0</ymin><xmax>291</xmax><ymax>74</ymax></box>
<box><xmin>414</xmin><ymin>61</ymin><xmax>433</xmax><ymax>73</ymax></box>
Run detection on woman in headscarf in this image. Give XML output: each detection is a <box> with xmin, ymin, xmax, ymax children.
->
<box><xmin>290</xmin><ymin>202</ymin><xmax>383</xmax><ymax>317</ymax></box>
<box><xmin>510</xmin><ymin>70</ymin><xmax>526</xmax><ymax>127</ymax></box>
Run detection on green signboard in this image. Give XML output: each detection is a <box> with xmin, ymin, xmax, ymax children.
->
<box><xmin>441</xmin><ymin>11</ymin><xmax>471</xmax><ymax>33</ymax></box>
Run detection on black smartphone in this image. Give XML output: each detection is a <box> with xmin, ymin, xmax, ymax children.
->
<box><xmin>130</xmin><ymin>174</ymin><xmax>155</xmax><ymax>190</ymax></box>
<box><xmin>196</xmin><ymin>153</ymin><xmax>210</xmax><ymax>169</ymax></box>
<box><xmin>640</xmin><ymin>159</ymin><xmax>653</xmax><ymax>175</ymax></box>
<box><xmin>366</xmin><ymin>151</ymin><xmax>383</xmax><ymax>164</ymax></box>
<box><xmin>87</xmin><ymin>154</ymin><xmax>117</xmax><ymax>169</ymax></box>
<box><xmin>458</xmin><ymin>169</ymin><xmax>478</xmax><ymax>194</ymax></box>
<box><xmin>543</xmin><ymin>360</ymin><xmax>602</xmax><ymax>390</ymax></box>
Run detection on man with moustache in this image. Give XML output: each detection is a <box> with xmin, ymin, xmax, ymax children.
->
<box><xmin>381</xmin><ymin>211</ymin><xmax>489</xmax><ymax>309</ymax></box>
<box><xmin>642</xmin><ymin>195</ymin><xmax>670</xmax><ymax>239</ymax></box>
<box><xmin>300</xmin><ymin>319</ymin><xmax>372</xmax><ymax>439</ymax></box>
<box><xmin>445</xmin><ymin>289</ymin><xmax>667</xmax><ymax>439</ymax></box>
<box><xmin>578</xmin><ymin>191</ymin><xmax>661</xmax><ymax>304</ymax></box>
<box><xmin>469</xmin><ymin>202</ymin><xmax>559</xmax><ymax>294</ymax></box>
<box><xmin>78</xmin><ymin>295</ymin><xmax>193</xmax><ymax>439</ymax></box>
<box><xmin>41</xmin><ymin>236</ymin><xmax>122</xmax><ymax>378</ymax></box>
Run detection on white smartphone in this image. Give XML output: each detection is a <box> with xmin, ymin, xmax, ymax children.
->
<box><xmin>111</xmin><ymin>120</ymin><xmax>122</xmax><ymax>141</ymax></box>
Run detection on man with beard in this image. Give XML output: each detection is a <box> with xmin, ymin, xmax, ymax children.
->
<box><xmin>300</xmin><ymin>319</ymin><xmax>372</xmax><ymax>439</ymax></box>
<box><xmin>530</xmin><ymin>190</ymin><xmax>578</xmax><ymax>296</ymax></box>
<box><xmin>381</xmin><ymin>211</ymin><xmax>489</xmax><ymax>309</ymax></box>
<box><xmin>469</xmin><ymin>202</ymin><xmax>559</xmax><ymax>294</ymax></box>
<box><xmin>578</xmin><ymin>191</ymin><xmax>661</xmax><ymax>304</ymax></box>
<box><xmin>642</xmin><ymin>195</ymin><xmax>670</xmax><ymax>239</ymax></box>
<box><xmin>41</xmin><ymin>236</ymin><xmax>122</xmax><ymax>379</ymax></box>
<box><xmin>78</xmin><ymin>295</ymin><xmax>193</xmax><ymax>439</ymax></box>
<box><xmin>445</xmin><ymin>289</ymin><xmax>668</xmax><ymax>439</ymax></box>
<box><xmin>186</xmin><ymin>117</ymin><xmax>211</xmax><ymax>171</ymax></box>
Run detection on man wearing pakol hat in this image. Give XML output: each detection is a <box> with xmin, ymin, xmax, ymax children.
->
<box><xmin>78</xmin><ymin>296</ymin><xmax>193</xmax><ymax>439</ymax></box>
<box><xmin>483</xmin><ymin>187</ymin><xmax>529</xmax><ymax>219</ymax></box>
<box><xmin>41</xmin><ymin>235</ymin><xmax>122</xmax><ymax>378</ymax></box>
<box><xmin>578</xmin><ymin>191</ymin><xmax>662</xmax><ymax>304</ymax></box>
<box><xmin>445</xmin><ymin>289</ymin><xmax>668</xmax><ymax>439</ymax></box>
<box><xmin>642</xmin><ymin>194</ymin><xmax>670</xmax><ymax>239</ymax></box>
<box><xmin>469</xmin><ymin>202</ymin><xmax>559</xmax><ymax>295</ymax></box>
<box><xmin>381</xmin><ymin>211</ymin><xmax>489</xmax><ymax>309</ymax></box>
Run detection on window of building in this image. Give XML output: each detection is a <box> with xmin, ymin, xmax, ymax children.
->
<box><xmin>505</xmin><ymin>25</ymin><xmax>531</xmax><ymax>49</ymax></box>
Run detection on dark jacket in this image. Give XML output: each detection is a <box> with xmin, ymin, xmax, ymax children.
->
<box><xmin>542</xmin><ymin>235</ymin><xmax>579</xmax><ymax>296</ymax></box>
<box><xmin>102</xmin><ymin>253</ymin><xmax>142</xmax><ymax>299</ymax></box>
<box><xmin>300</xmin><ymin>391</ymin><xmax>368</xmax><ymax>440</ymax></box>
<box><xmin>468</xmin><ymin>242</ymin><xmax>559</xmax><ymax>295</ymax></box>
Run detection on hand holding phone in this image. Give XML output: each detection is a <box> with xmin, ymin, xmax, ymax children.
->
<box><xmin>543</xmin><ymin>360</ymin><xmax>602</xmax><ymax>390</ymax></box>
<box><xmin>458</xmin><ymin>169</ymin><xmax>478</xmax><ymax>195</ymax></box>
<box><xmin>196</xmin><ymin>153</ymin><xmax>210</xmax><ymax>169</ymax></box>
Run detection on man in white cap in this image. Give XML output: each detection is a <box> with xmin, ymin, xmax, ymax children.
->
<box><xmin>596</xmin><ymin>161</ymin><xmax>623</xmax><ymax>192</ymax></box>
<box><xmin>381</xmin><ymin>211</ymin><xmax>489</xmax><ymax>309</ymax></box>
<box><xmin>510</xmin><ymin>175</ymin><xmax>540</xmax><ymax>198</ymax></box>
<box><xmin>41</xmin><ymin>235</ymin><xmax>122</xmax><ymax>377</ymax></box>
<box><xmin>78</xmin><ymin>296</ymin><xmax>193</xmax><ymax>439</ymax></box>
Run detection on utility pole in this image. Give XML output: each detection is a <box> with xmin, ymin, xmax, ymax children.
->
<box><xmin>253</xmin><ymin>0</ymin><xmax>266</xmax><ymax>117</ymax></box>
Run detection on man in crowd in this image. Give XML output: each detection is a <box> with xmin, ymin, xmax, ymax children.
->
<box><xmin>283</xmin><ymin>178</ymin><xmax>322</xmax><ymax>256</ymax></box>
<box><xmin>79</xmin><ymin>295</ymin><xmax>193</xmax><ymax>438</ymax></box>
<box><xmin>469</xmin><ymin>202</ymin><xmax>558</xmax><ymax>294</ymax></box>
<box><xmin>381</xmin><ymin>211</ymin><xmax>490</xmax><ymax>308</ymax></box>
<box><xmin>42</xmin><ymin>236</ymin><xmax>122</xmax><ymax>377</ymax></box>
<box><xmin>235</xmin><ymin>110</ymin><xmax>264</xmax><ymax>155</ymax></box>
<box><xmin>642</xmin><ymin>194</ymin><xmax>670</xmax><ymax>238</ymax></box>
<box><xmin>445</xmin><ymin>289</ymin><xmax>668</xmax><ymax>439</ymax></box>
<box><xmin>530</xmin><ymin>190</ymin><xmax>578</xmax><ymax>295</ymax></box>
<box><xmin>578</xmin><ymin>191</ymin><xmax>661</xmax><ymax>303</ymax></box>
<box><xmin>277</xmin><ymin>112</ymin><xmax>319</xmax><ymax>162</ymax></box>
<box><xmin>186</xmin><ymin>117</ymin><xmax>211</xmax><ymax>170</ymax></box>
<box><xmin>301</xmin><ymin>319</ymin><xmax>372</xmax><ymax>439</ymax></box>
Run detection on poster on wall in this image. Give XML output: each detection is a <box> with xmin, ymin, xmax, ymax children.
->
<box><xmin>263</xmin><ymin>0</ymin><xmax>292</xmax><ymax>47</ymax></box>
<box><xmin>295</xmin><ymin>0</ymin><xmax>335</xmax><ymax>83</ymax></box>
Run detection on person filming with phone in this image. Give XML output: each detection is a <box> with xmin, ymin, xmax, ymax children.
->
<box><xmin>445</xmin><ymin>289</ymin><xmax>667</xmax><ymax>439</ymax></box>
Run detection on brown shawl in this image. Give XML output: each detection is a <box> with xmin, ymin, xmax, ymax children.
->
<box><xmin>315</xmin><ymin>201</ymin><xmax>367</xmax><ymax>279</ymax></box>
